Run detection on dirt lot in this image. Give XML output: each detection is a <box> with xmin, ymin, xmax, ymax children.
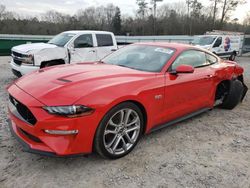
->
<box><xmin>0</xmin><ymin>56</ymin><xmax>249</xmax><ymax>188</ymax></box>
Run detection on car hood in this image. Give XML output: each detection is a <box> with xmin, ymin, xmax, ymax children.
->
<box><xmin>12</xmin><ymin>43</ymin><xmax>57</xmax><ymax>54</ymax></box>
<box><xmin>14</xmin><ymin>63</ymin><xmax>153</xmax><ymax>106</ymax></box>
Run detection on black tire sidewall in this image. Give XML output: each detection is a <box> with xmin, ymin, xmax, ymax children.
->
<box><xmin>94</xmin><ymin>102</ymin><xmax>144</xmax><ymax>159</ymax></box>
<box><xmin>229</xmin><ymin>53</ymin><xmax>236</xmax><ymax>61</ymax></box>
<box><xmin>44</xmin><ymin>61</ymin><xmax>60</xmax><ymax>68</ymax></box>
<box><xmin>220</xmin><ymin>80</ymin><xmax>243</xmax><ymax>109</ymax></box>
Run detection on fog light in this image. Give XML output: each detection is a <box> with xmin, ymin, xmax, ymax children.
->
<box><xmin>44</xmin><ymin>130</ymin><xmax>78</xmax><ymax>135</ymax></box>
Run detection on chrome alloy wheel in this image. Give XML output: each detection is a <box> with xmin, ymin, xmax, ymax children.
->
<box><xmin>103</xmin><ymin>108</ymin><xmax>141</xmax><ymax>155</ymax></box>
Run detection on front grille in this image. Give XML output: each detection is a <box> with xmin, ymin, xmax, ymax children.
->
<box><xmin>11</xmin><ymin>51</ymin><xmax>28</xmax><ymax>66</ymax></box>
<box><xmin>12</xmin><ymin>51</ymin><xmax>27</xmax><ymax>58</ymax></box>
<box><xmin>9</xmin><ymin>95</ymin><xmax>37</xmax><ymax>125</ymax></box>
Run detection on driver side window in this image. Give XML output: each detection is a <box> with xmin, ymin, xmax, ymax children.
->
<box><xmin>213</xmin><ymin>37</ymin><xmax>222</xmax><ymax>47</ymax></box>
<box><xmin>74</xmin><ymin>34</ymin><xmax>93</xmax><ymax>48</ymax></box>
<box><xmin>171</xmin><ymin>50</ymin><xmax>207</xmax><ymax>70</ymax></box>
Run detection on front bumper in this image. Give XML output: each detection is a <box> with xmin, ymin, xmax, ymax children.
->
<box><xmin>8</xmin><ymin>84</ymin><xmax>102</xmax><ymax>156</ymax></box>
<box><xmin>10</xmin><ymin>60</ymin><xmax>39</xmax><ymax>77</ymax></box>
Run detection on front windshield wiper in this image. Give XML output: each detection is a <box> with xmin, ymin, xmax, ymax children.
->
<box><xmin>116</xmin><ymin>64</ymin><xmax>141</xmax><ymax>71</ymax></box>
<box><xmin>98</xmin><ymin>60</ymin><xmax>105</xmax><ymax>64</ymax></box>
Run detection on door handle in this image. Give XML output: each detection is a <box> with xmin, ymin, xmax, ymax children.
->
<box><xmin>89</xmin><ymin>50</ymin><xmax>96</xmax><ymax>53</ymax></box>
<box><xmin>111</xmin><ymin>49</ymin><xmax>117</xmax><ymax>52</ymax></box>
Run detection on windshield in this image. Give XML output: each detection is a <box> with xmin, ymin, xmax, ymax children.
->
<box><xmin>192</xmin><ymin>36</ymin><xmax>216</xmax><ymax>46</ymax></box>
<box><xmin>102</xmin><ymin>45</ymin><xmax>175</xmax><ymax>72</ymax></box>
<box><xmin>48</xmin><ymin>33</ymin><xmax>75</xmax><ymax>47</ymax></box>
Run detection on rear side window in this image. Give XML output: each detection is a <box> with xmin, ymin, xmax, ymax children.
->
<box><xmin>96</xmin><ymin>34</ymin><xmax>114</xmax><ymax>47</ymax></box>
<box><xmin>171</xmin><ymin>50</ymin><xmax>207</xmax><ymax>70</ymax></box>
<box><xmin>206</xmin><ymin>53</ymin><xmax>218</xmax><ymax>64</ymax></box>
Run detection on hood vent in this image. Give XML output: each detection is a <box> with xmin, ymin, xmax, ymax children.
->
<box><xmin>57</xmin><ymin>78</ymin><xmax>72</xmax><ymax>83</ymax></box>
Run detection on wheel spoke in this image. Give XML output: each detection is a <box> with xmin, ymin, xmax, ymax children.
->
<box><xmin>121</xmin><ymin>137</ymin><xmax>128</xmax><ymax>151</ymax></box>
<box><xmin>126</xmin><ymin>117</ymin><xmax>139</xmax><ymax>127</ymax></box>
<box><xmin>104</xmin><ymin>129</ymin><xmax>117</xmax><ymax>135</ymax></box>
<box><xmin>106</xmin><ymin>134</ymin><xmax>118</xmax><ymax>148</ymax></box>
<box><xmin>109</xmin><ymin>119</ymin><xmax>119</xmax><ymax>127</ymax></box>
<box><xmin>126</xmin><ymin>125</ymin><xmax>140</xmax><ymax>133</ymax></box>
<box><xmin>124</xmin><ymin>132</ymin><xmax>133</xmax><ymax>144</ymax></box>
<box><xmin>119</xmin><ymin>110</ymin><xmax>125</xmax><ymax>125</ymax></box>
<box><xmin>124</xmin><ymin>109</ymin><xmax>132</xmax><ymax>125</ymax></box>
<box><xmin>112</xmin><ymin>136</ymin><xmax>121</xmax><ymax>151</ymax></box>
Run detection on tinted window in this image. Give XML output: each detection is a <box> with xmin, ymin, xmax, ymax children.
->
<box><xmin>103</xmin><ymin>45</ymin><xmax>175</xmax><ymax>72</ymax></box>
<box><xmin>171</xmin><ymin>50</ymin><xmax>207</xmax><ymax>70</ymax></box>
<box><xmin>96</xmin><ymin>34</ymin><xmax>113</xmax><ymax>47</ymax></box>
<box><xmin>213</xmin><ymin>37</ymin><xmax>222</xmax><ymax>47</ymax></box>
<box><xmin>206</xmin><ymin>53</ymin><xmax>217</xmax><ymax>64</ymax></box>
<box><xmin>74</xmin><ymin>34</ymin><xmax>93</xmax><ymax>48</ymax></box>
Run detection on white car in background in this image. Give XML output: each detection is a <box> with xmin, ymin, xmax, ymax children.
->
<box><xmin>193</xmin><ymin>32</ymin><xmax>241</xmax><ymax>61</ymax></box>
<box><xmin>10</xmin><ymin>30</ymin><xmax>118</xmax><ymax>77</ymax></box>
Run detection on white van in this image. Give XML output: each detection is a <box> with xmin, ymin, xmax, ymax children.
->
<box><xmin>193</xmin><ymin>31</ymin><xmax>241</xmax><ymax>61</ymax></box>
<box><xmin>10</xmin><ymin>30</ymin><xmax>118</xmax><ymax>77</ymax></box>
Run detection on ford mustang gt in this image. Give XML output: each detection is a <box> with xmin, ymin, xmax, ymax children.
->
<box><xmin>7</xmin><ymin>43</ymin><xmax>248</xmax><ymax>159</ymax></box>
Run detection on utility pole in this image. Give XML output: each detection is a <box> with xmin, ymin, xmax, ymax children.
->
<box><xmin>152</xmin><ymin>0</ymin><xmax>163</xmax><ymax>35</ymax></box>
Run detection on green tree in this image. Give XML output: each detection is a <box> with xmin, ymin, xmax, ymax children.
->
<box><xmin>136</xmin><ymin>0</ymin><xmax>148</xmax><ymax>19</ymax></box>
<box><xmin>112</xmin><ymin>7</ymin><xmax>122</xmax><ymax>34</ymax></box>
<box><xmin>220</xmin><ymin>0</ymin><xmax>246</xmax><ymax>27</ymax></box>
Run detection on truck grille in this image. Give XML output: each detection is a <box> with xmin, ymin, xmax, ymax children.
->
<box><xmin>9</xmin><ymin>95</ymin><xmax>37</xmax><ymax>125</ymax></box>
<box><xmin>12</xmin><ymin>51</ymin><xmax>26</xmax><ymax>58</ymax></box>
<box><xmin>11</xmin><ymin>51</ymin><xmax>29</xmax><ymax>66</ymax></box>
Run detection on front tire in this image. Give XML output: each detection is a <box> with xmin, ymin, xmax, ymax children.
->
<box><xmin>94</xmin><ymin>102</ymin><xmax>144</xmax><ymax>159</ymax></box>
<box><xmin>41</xmin><ymin>61</ymin><xmax>62</xmax><ymax>68</ymax></box>
<box><xmin>229</xmin><ymin>52</ymin><xmax>236</xmax><ymax>61</ymax></box>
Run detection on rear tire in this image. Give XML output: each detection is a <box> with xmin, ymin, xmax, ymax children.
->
<box><xmin>220</xmin><ymin>80</ymin><xmax>243</xmax><ymax>110</ymax></box>
<box><xmin>94</xmin><ymin>102</ymin><xmax>144</xmax><ymax>159</ymax></box>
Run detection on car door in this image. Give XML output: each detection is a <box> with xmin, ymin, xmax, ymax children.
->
<box><xmin>95</xmin><ymin>34</ymin><xmax>117</xmax><ymax>60</ymax></box>
<box><xmin>162</xmin><ymin>50</ymin><xmax>215</xmax><ymax>123</ymax></box>
<box><xmin>212</xmin><ymin>37</ymin><xmax>223</xmax><ymax>54</ymax></box>
<box><xmin>69</xmin><ymin>34</ymin><xmax>97</xmax><ymax>63</ymax></box>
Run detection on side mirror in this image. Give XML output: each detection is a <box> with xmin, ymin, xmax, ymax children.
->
<box><xmin>171</xmin><ymin>65</ymin><xmax>194</xmax><ymax>74</ymax></box>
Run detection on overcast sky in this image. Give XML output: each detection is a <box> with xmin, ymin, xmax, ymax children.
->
<box><xmin>1</xmin><ymin>0</ymin><xmax>249</xmax><ymax>21</ymax></box>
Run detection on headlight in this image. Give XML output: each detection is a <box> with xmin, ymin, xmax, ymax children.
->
<box><xmin>43</xmin><ymin>105</ymin><xmax>94</xmax><ymax>118</ymax></box>
<box><xmin>22</xmin><ymin>54</ymin><xmax>34</xmax><ymax>65</ymax></box>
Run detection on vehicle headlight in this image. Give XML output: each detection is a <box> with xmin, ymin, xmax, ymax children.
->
<box><xmin>43</xmin><ymin>105</ymin><xmax>94</xmax><ymax>118</ymax></box>
<box><xmin>22</xmin><ymin>54</ymin><xmax>34</xmax><ymax>65</ymax></box>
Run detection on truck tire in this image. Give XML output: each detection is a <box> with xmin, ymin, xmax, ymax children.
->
<box><xmin>229</xmin><ymin>52</ymin><xmax>236</xmax><ymax>61</ymax></box>
<box><xmin>220</xmin><ymin>80</ymin><xmax>243</xmax><ymax>110</ymax></box>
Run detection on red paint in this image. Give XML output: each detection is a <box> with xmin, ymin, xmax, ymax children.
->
<box><xmin>7</xmin><ymin>43</ymin><xmax>245</xmax><ymax>156</ymax></box>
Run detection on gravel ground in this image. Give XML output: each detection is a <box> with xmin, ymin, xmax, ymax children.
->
<box><xmin>0</xmin><ymin>56</ymin><xmax>250</xmax><ymax>188</ymax></box>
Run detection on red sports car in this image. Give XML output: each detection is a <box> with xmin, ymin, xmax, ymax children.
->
<box><xmin>8</xmin><ymin>43</ymin><xmax>248</xmax><ymax>159</ymax></box>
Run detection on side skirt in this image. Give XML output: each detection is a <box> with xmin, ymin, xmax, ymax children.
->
<box><xmin>149</xmin><ymin>108</ymin><xmax>211</xmax><ymax>133</ymax></box>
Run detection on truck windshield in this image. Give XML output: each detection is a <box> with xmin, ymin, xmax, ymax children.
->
<box><xmin>48</xmin><ymin>33</ymin><xmax>75</xmax><ymax>47</ymax></box>
<box><xmin>193</xmin><ymin>36</ymin><xmax>216</xmax><ymax>46</ymax></box>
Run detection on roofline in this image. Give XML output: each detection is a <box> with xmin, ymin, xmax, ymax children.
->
<box><xmin>63</xmin><ymin>30</ymin><xmax>114</xmax><ymax>34</ymax></box>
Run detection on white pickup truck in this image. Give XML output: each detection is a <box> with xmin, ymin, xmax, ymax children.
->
<box><xmin>10</xmin><ymin>30</ymin><xmax>118</xmax><ymax>77</ymax></box>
